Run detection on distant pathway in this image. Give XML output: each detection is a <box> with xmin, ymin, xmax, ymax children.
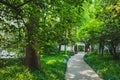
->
<box><xmin>65</xmin><ymin>52</ymin><xmax>102</xmax><ymax>80</ymax></box>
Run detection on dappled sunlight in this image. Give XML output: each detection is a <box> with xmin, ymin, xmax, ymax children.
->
<box><xmin>79</xmin><ymin>70</ymin><xmax>99</xmax><ymax>78</ymax></box>
<box><xmin>66</xmin><ymin>69</ymin><xmax>101</xmax><ymax>80</ymax></box>
<box><xmin>65</xmin><ymin>52</ymin><xmax>102</xmax><ymax>80</ymax></box>
<box><xmin>67</xmin><ymin>73</ymin><xmax>76</xmax><ymax>79</ymax></box>
<box><xmin>72</xmin><ymin>58</ymin><xmax>81</xmax><ymax>62</ymax></box>
<box><xmin>46</xmin><ymin>60</ymin><xmax>56</xmax><ymax>65</ymax></box>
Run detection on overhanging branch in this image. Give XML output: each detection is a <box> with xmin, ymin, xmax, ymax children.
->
<box><xmin>16</xmin><ymin>0</ymin><xmax>33</xmax><ymax>8</ymax></box>
<box><xmin>0</xmin><ymin>0</ymin><xmax>33</xmax><ymax>10</ymax></box>
<box><xmin>0</xmin><ymin>0</ymin><xmax>17</xmax><ymax>10</ymax></box>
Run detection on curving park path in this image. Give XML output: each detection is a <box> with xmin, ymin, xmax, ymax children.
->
<box><xmin>65</xmin><ymin>52</ymin><xmax>102</xmax><ymax>80</ymax></box>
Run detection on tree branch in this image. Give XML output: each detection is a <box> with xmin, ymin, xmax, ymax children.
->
<box><xmin>0</xmin><ymin>0</ymin><xmax>17</xmax><ymax>10</ymax></box>
<box><xmin>16</xmin><ymin>0</ymin><xmax>33</xmax><ymax>8</ymax></box>
<box><xmin>0</xmin><ymin>0</ymin><xmax>33</xmax><ymax>10</ymax></box>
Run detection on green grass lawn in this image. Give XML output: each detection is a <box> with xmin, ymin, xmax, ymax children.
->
<box><xmin>84</xmin><ymin>53</ymin><xmax>120</xmax><ymax>80</ymax></box>
<box><xmin>0</xmin><ymin>52</ymin><xmax>74</xmax><ymax>80</ymax></box>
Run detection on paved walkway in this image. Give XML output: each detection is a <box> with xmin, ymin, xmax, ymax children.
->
<box><xmin>65</xmin><ymin>52</ymin><xmax>102</xmax><ymax>80</ymax></box>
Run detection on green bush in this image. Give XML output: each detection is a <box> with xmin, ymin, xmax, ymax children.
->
<box><xmin>84</xmin><ymin>53</ymin><xmax>120</xmax><ymax>80</ymax></box>
<box><xmin>43</xmin><ymin>43</ymin><xmax>59</xmax><ymax>55</ymax></box>
<box><xmin>0</xmin><ymin>52</ymin><xmax>74</xmax><ymax>80</ymax></box>
<box><xmin>0</xmin><ymin>65</ymin><xmax>33</xmax><ymax>80</ymax></box>
<box><xmin>41</xmin><ymin>52</ymin><xmax>74</xmax><ymax>80</ymax></box>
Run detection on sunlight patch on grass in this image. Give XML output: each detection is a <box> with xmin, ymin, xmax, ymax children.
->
<box><xmin>46</xmin><ymin>60</ymin><xmax>56</xmax><ymax>64</ymax></box>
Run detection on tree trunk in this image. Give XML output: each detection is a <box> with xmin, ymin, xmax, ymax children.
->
<box><xmin>91</xmin><ymin>44</ymin><xmax>94</xmax><ymax>52</ymax></box>
<box><xmin>109</xmin><ymin>41</ymin><xmax>119</xmax><ymax>59</ymax></box>
<box><xmin>25</xmin><ymin>44</ymin><xmax>40</xmax><ymax>70</ymax></box>
<box><xmin>74</xmin><ymin>45</ymin><xmax>78</xmax><ymax>53</ymax></box>
<box><xmin>110</xmin><ymin>41</ymin><xmax>116</xmax><ymax>54</ymax></box>
<box><xmin>99</xmin><ymin>42</ymin><xmax>101</xmax><ymax>54</ymax></box>
<box><xmin>109</xmin><ymin>46</ymin><xmax>114</xmax><ymax>55</ymax></box>
<box><xmin>101</xmin><ymin>46</ymin><xmax>104</xmax><ymax>56</ymax></box>
<box><xmin>24</xmin><ymin>25</ymin><xmax>41</xmax><ymax>70</ymax></box>
<box><xmin>99</xmin><ymin>42</ymin><xmax>104</xmax><ymax>56</ymax></box>
<box><xmin>59</xmin><ymin>44</ymin><xmax>61</xmax><ymax>52</ymax></box>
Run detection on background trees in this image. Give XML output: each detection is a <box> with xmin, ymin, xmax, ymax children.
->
<box><xmin>77</xmin><ymin>0</ymin><xmax>120</xmax><ymax>58</ymax></box>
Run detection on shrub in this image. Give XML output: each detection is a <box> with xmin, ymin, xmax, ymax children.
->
<box><xmin>84</xmin><ymin>53</ymin><xmax>120</xmax><ymax>80</ymax></box>
<box><xmin>0</xmin><ymin>52</ymin><xmax>74</xmax><ymax>80</ymax></box>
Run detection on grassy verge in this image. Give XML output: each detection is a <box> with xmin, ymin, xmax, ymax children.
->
<box><xmin>0</xmin><ymin>52</ymin><xmax>74</xmax><ymax>80</ymax></box>
<box><xmin>84</xmin><ymin>53</ymin><xmax>120</xmax><ymax>80</ymax></box>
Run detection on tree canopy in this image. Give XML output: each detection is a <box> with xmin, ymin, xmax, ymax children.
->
<box><xmin>0</xmin><ymin>0</ymin><xmax>120</xmax><ymax>69</ymax></box>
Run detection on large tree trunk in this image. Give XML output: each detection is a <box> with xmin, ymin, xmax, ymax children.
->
<box><xmin>25</xmin><ymin>44</ymin><xmax>40</xmax><ymax>70</ymax></box>
<box><xmin>24</xmin><ymin>24</ymin><xmax>41</xmax><ymax>70</ymax></box>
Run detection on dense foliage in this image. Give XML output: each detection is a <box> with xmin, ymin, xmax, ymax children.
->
<box><xmin>0</xmin><ymin>0</ymin><xmax>81</xmax><ymax>69</ymax></box>
<box><xmin>77</xmin><ymin>0</ymin><xmax>120</xmax><ymax>58</ymax></box>
<box><xmin>0</xmin><ymin>52</ymin><xmax>74</xmax><ymax>80</ymax></box>
<box><xmin>84</xmin><ymin>53</ymin><xmax>120</xmax><ymax>80</ymax></box>
<box><xmin>0</xmin><ymin>0</ymin><xmax>120</xmax><ymax>79</ymax></box>
<box><xmin>79</xmin><ymin>0</ymin><xmax>120</xmax><ymax>79</ymax></box>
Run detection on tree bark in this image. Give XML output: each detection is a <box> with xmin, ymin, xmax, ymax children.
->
<box><xmin>74</xmin><ymin>45</ymin><xmax>78</xmax><ymax>53</ymax></box>
<box><xmin>25</xmin><ymin>43</ymin><xmax>40</xmax><ymax>70</ymax></box>
<box><xmin>99</xmin><ymin>42</ymin><xmax>104</xmax><ymax>56</ymax></box>
<box><xmin>109</xmin><ymin>41</ymin><xmax>119</xmax><ymax>59</ymax></box>
<box><xmin>24</xmin><ymin>24</ymin><xmax>41</xmax><ymax>70</ymax></box>
<box><xmin>59</xmin><ymin>44</ymin><xmax>61</xmax><ymax>52</ymax></box>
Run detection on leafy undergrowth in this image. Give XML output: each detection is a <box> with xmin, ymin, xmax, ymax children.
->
<box><xmin>0</xmin><ymin>52</ymin><xmax>74</xmax><ymax>80</ymax></box>
<box><xmin>84</xmin><ymin>53</ymin><xmax>120</xmax><ymax>80</ymax></box>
